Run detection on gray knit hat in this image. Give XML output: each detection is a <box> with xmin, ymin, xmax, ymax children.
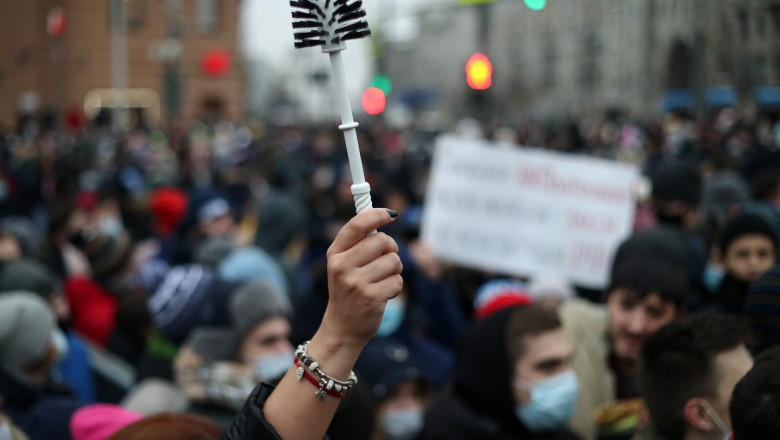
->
<box><xmin>0</xmin><ymin>258</ymin><xmax>61</xmax><ymax>299</ymax></box>
<box><xmin>230</xmin><ymin>279</ymin><xmax>292</xmax><ymax>336</ymax></box>
<box><xmin>0</xmin><ymin>291</ymin><xmax>55</xmax><ymax>370</ymax></box>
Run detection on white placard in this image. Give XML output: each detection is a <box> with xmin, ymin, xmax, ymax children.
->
<box><xmin>421</xmin><ymin>135</ymin><xmax>640</xmax><ymax>289</ymax></box>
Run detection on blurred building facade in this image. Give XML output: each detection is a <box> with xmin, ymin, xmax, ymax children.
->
<box><xmin>0</xmin><ymin>0</ymin><xmax>244</xmax><ymax>130</ymax></box>
<box><xmin>382</xmin><ymin>0</ymin><xmax>780</xmax><ymax>121</ymax></box>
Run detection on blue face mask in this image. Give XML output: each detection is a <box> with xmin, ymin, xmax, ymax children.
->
<box><xmin>376</xmin><ymin>298</ymin><xmax>405</xmax><ymax>337</ymax></box>
<box><xmin>704</xmin><ymin>264</ymin><xmax>725</xmax><ymax>294</ymax></box>
<box><xmin>254</xmin><ymin>350</ymin><xmax>293</xmax><ymax>381</ymax></box>
<box><xmin>381</xmin><ymin>406</ymin><xmax>424</xmax><ymax>440</ymax></box>
<box><xmin>514</xmin><ymin>369</ymin><xmax>580</xmax><ymax>432</ymax></box>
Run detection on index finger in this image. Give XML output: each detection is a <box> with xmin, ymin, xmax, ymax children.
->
<box><xmin>329</xmin><ymin>208</ymin><xmax>397</xmax><ymax>254</ymax></box>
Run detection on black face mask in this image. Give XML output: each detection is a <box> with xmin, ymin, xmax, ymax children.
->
<box><xmin>655</xmin><ymin>213</ymin><xmax>685</xmax><ymax>227</ymax></box>
<box><xmin>58</xmin><ymin>317</ymin><xmax>72</xmax><ymax>334</ymax></box>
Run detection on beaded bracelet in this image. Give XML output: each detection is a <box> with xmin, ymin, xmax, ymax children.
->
<box><xmin>293</xmin><ymin>358</ymin><xmax>346</xmax><ymax>399</ymax></box>
<box><xmin>294</xmin><ymin>341</ymin><xmax>358</xmax><ymax>400</ymax></box>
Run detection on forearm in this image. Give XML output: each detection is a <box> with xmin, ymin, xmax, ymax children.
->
<box><xmin>262</xmin><ymin>330</ymin><xmax>363</xmax><ymax>440</ymax></box>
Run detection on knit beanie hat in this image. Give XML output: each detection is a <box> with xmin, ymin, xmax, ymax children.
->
<box><xmin>0</xmin><ymin>258</ymin><xmax>61</xmax><ymax>298</ymax></box>
<box><xmin>720</xmin><ymin>213</ymin><xmax>778</xmax><ymax>254</ymax></box>
<box><xmin>70</xmin><ymin>229</ymin><xmax>133</xmax><ymax>285</ymax></box>
<box><xmin>70</xmin><ymin>404</ymin><xmax>144</xmax><ymax>440</ymax></box>
<box><xmin>149</xmin><ymin>188</ymin><xmax>187</xmax><ymax>238</ymax></box>
<box><xmin>147</xmin><ymin>264</ymin><xmax>216</xmax><ymax>345</ymax></box>
<box><xmin>197</xmin><ymin>197</ymin><xmax>230</xmax><ymax>226</ymax></box>
<box><xmin>527</xmin><ymin>273</ymin><xmax>576</xmax><ymax>302</ymax></box>
<box><xmin>651</xmin><ymin>162</ymin><xmax>702</xmax><ymax>205</ymax></box>
<box><xmin>217</xmin><ymin>247</ymin><xmax>288</xmax><ymax>296</ymax></box>
<box><xmin>472</xmin><ymin>279</ymin><xmax>533</xmax><ymax>319</ymax></box>
<box><xmin>744</xmin><ymin>266</ymin><xmax>780</xmax><ymax>353</ymax></box>
<box><xmin>230</xmin><ymin>279</ymin><xmax>292</xmax><ymax>337</ymax></box>
<box><xmin>0</xmin><ymin>291</ymin><xmax>55</xmax><ymax>370</ymax></box>
<box><xmin>610</xmin><ymin>228</ymin><xmax>688</xmax><ymax>274</ymax></box>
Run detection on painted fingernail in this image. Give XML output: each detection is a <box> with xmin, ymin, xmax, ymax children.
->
<box><xmin>387</xmin><ymin>209</ymin><xmax>398</xmax><ymax>219</ymax></box>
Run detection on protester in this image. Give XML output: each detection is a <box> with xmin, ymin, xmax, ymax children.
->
<box><xmin>636</xmin><ymin>314</ymin><xmax>753</xmax><ymax>440</ymax></box>
<box><xmin>650</xmin><ymin>161</ymin><xmax>709</xmax><ymax>310</ymax></box>
<box><xmin>423</xmin><ymin>305</ymin><xmax>580</xmax><ymax>439</ymax></box>
<box><xmin>355</xmin><ymin>338</ymin><xmax>436</xmax><ymax>440</ymax></box>
<box><xmin>174</xmin><ymin>279</ymin><xmax>294</xmax><ymax>411</ymax></box>
<box><xmin>0</xmin><ymin>292</ymin><xmax>83</xmax><ymax>440</ymax></box>
<box><xmin>729</xmin><ymin>347</ymin><xmax>780</xmax><ymax>440</ymax></box>
<box><xmin>560</xmin><ymin>229</ymin><xmax>689</xmax><ymax>440</ymax></box>
<box><xmin>743</xmin><ymin>265</ymin><xmax>780</xmax><ymax>354</ymax></box>
<box><xmin>712</xmin><ymin>213</ymin><xmax>778</xmax><ymax>314</ymax></box>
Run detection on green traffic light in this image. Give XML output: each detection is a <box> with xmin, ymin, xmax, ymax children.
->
<box><xmin>524</xmin><ymin>0</ymin><xmax>546</xmax><ymax>11</ymax></box>
<box><xmin>370</xmin><ymin>75</ymin><xmax>393</xmax><ymax>96</ymax></box>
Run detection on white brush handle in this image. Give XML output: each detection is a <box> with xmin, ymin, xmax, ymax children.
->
<box><xmin>327</xmin><ymin>49</ymin><xmax>376</xmax><ymax>233</ymax></box>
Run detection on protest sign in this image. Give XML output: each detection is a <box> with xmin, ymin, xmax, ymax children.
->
<box><xmin>421</xmin><ymin>135</ymin><xmax>640</xmax><ymax>289</ymax></box>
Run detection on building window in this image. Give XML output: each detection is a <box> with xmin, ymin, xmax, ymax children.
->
<box><xmin>197</xmin><ymin>0</ymin><xmax>221</xmax><ymax>34</ymax></box>
<box><xmin>127</xmin><ymin>0</ymin><xmax>147</xmax><ymax>30</ymax></box>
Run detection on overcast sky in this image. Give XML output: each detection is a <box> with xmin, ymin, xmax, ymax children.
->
<box><xmin>238</xmin><ymin>0</ymin><xmax>445</xmax><ymax>97</ymax></box>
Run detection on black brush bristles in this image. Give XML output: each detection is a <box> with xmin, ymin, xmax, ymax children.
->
<box><xmin>290</xmin><ymin>0</ymin><xmax>371</xmax><ymax>49</ymax></box>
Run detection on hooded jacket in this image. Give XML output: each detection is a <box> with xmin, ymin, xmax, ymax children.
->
<box><xmin>423</xmin><ymin>307</ymin><xmax>580</xmax><ymax>440</ymax></box>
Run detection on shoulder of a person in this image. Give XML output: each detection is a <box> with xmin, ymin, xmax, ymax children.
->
<box><xmin>559</xmin><ymin>298</ymin><xmax>607</xmax><ymax>331</ymax></box>
<box><xmin>423</xmin><ymin>385</ymin><xmax>503</xmax><ymax>439</ymax></box>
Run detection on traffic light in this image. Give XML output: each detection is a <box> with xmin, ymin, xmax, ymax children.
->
<box><xmin>362</xmin><ymin>87</ymin><xmax>386</xmax><ymax>115</ymax></box>
<box><xmin>370</xmin><ymin>74</ymin><xmax>393</xmax><ymax>96</ymax></box>
<box><xmin>465</xmin><ymin>53</ymin><xmax>492</xmax><ymax>90</ymax></box>
<box><xmin>524</xmin><ymin>0</ymin><xmax>546</xmax><ymax>11</ymax></box>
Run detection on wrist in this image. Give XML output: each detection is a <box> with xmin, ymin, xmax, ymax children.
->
<box><xmin>307</xmin><ymin>330</ymin><xmax>364</xmax><ymax>382</ymax></box>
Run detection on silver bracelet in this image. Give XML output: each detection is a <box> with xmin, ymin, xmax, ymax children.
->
<box><xmin>294</xmin><ymin>341</ymin><xmax>358</xmax><ymax>399</ymax></box>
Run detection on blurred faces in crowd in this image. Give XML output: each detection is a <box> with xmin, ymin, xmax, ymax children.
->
<box><xmin>606</xmin><ymin>289</ymin><xmax>679</xmax><ymax>362</ymax></box>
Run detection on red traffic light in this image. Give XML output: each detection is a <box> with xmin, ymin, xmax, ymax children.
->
<box><xmin>466</xmin><ymin>53</ymin><xmax>493</xmax><ymax>90</ymax></box>
<box><xmin>362</xmin><ymin>87</ymin><xmax>386</xmax><ymax>115</ymax></box>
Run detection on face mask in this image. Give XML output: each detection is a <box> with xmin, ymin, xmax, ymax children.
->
<box><xmin>655</xmin><ymin>213</ymin><xmax>685</xmax><ymax>227</ymax></box>
<box><xmin>376</xmin><ymin>298</ymin><xmax>406</xmax><ymax>337</ymax></box>
<box><xmin>381</xmin><ymin>406</ymin><xmax>425</xmax><ymax>440</ymax></box>
<box><xmin>700</xmin><ymin>399</ymin><xmax>731</xmax><ymax>440</ymax></box>
<box><xmin>514</xmin><ymin>369</ymin><xmax>580</xmax><ymax>432</ymax></box>
<box><xmin>0</xmin><ymin>421</ymin><xmax>12</xmax><ymax>440</ymax></box>
<box><xmin>99</xmin><ymin>217</ymin><xmax>124</xmax><ymax>238</ymax></box>
<box><xmin>51</xmin><ymin>328</ymin><xmax>69</xmax><ymax>364</ymax></box>
<box><xmin>254</xmin><ymin>349</ymin><xmax>293</xmax><ymax>381</ymax></box>
<box><xmin>704</xmin><ymin>264</ymin><xmax>725</xmax><ymax>293</ymax></box>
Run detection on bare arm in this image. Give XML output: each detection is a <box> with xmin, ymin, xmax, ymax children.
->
<box><xmin>263</xmin><ymin>208</ymin><xmax>402</xmax><ymax>440</ymax></box>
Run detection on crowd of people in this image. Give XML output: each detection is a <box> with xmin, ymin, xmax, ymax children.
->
<box><xmin>0</xmin><ymin>106</ymin><xmax>778</xmax><ymax>440</ymax></box>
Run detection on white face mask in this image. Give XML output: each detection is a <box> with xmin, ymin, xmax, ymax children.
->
<box><xmin>254</xmin><ymin>349</ymin><xmax>293</xmax><ymax>382</ymax></box>
<box><xmin>381</xmin><ymin>406</ymin><xmax>425</xmax><ymax>440</ymax></box>
<box><xmin>98</xmin><ymin>217</ymin><xmax>124</xmax><ymax>238</ymax></box>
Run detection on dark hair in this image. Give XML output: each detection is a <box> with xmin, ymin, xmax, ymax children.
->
<box><xmin>639</xmin><ymin>314</ymin><xmax>748</xmax><ymax>439</ymax></box>
<box><xmin>607</xmin><ymin>258</ymin><xmax>689</xmax><ymax>307</ymax></box>
<box><xmin>730</xmin><ymin>347</ymin><xmax>780</xmax><ymax>440</ymax></box>
<box><xmin>505</xmin><ymin>305</ymin><xmax>562</xmax><ymax>366</ymax></box>
<box><xmin>107</xmin><ymin>413</ymin><xmax>223</xmax><ymax>440</ymax></box>
<box><xmin>750</xmin><ymin>167</ymin><xmax>780</xmax><ymax>201</ymax></box>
